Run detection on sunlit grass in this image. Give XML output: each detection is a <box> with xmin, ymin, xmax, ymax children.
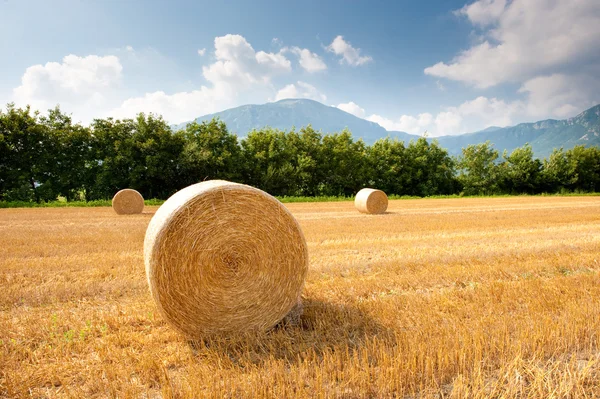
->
<box><xmin>1</xmin><ymin>196</ymin><xmax>600</xmax><ymax>397</ymax></box>
<box><xmin>2</xmin><ymin>191</ymin><xmax>599</xmax><ymax>208</ymax></box>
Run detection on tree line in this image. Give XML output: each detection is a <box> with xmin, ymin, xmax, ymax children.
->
<box><xmin>1</xmin><ymin>104</ymin><xmax>600</xmax><ymax>202</ymax></box>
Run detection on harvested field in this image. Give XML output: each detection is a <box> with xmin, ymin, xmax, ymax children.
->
<box><xmin>2</xmin><ymin>196</ymin><xmax>600</xmax><ymax>398</ymax></box>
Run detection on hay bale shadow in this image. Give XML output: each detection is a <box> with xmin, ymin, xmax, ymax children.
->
<box><xmin>187</xmin><ymin>298</ymin><xmax>394</xmax><ymax>366</ymax></box>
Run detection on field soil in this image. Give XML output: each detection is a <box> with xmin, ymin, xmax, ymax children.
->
<box><xmin>2</xmin><ymin>197</ymin><xmax>600</xmax><ymax>398</ymax></box>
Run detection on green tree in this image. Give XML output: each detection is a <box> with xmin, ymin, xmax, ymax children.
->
<box><xmin>38</xmin><ymin>107</ymin><xmax>93</xmax><ymax>201</ymax></box>
<box><xmin>502</xmin><ymin>144</ymin><xmax>542</xmax><ymax>194</ymax></box>
<box><xmin>540</xmin><ymin>148</ymin><xmax>576</xmax><ymax>193</ymax></box>
<box><xmin>320</xmin><ymin>130</ymin><xmax>369</xmax><ymax>196</ymax></box>
<box><xmin>0</xmin><ymin>104</ymin><xmax>56</xmax><ymax>202</ymax></box>
<box><xmin>367</xmin><ymin>138</ymin><xmax>408</xmax><ymax>195</ymax></box>
<box><xmin>128</xmin><ymin>113</ymin><xmax>185</xmax><ymax>199</ymax></box>
<box><xmin>457</xmin><ymin>141</ymin><xmax>503</xmax><ymax>195</ymax></box>
<box><xmin>180</xmin><ymin>118</ymin><xmax>241</xmax><ymax>186</ymax></box>
<box><xmin>404</xmin><ymin>137</ymin><xmax>457</xmax><ymax>196</ymax></box>
<box><xmin>566</xmin><ymin>145</ymin><xmax>600</xmax><ymax>192</ymax></box>
<box><xmin>89</xmin><ymin>114</ymin><xmax>184</xmax><ymax>200</ymax></box>
<box><xmin>88</xmin><ymin>117</ymin><xmax>137</xmax><ymax>199</ymax></box>
<box><xmin>281</xmin><ymin>126</ymin><xmax>325</xmax><ymax>196</ymax></box>
<box><xmin>240</xmin><ymin>127</ymin><xmax>296</xmax><ymax>195</ymax></box>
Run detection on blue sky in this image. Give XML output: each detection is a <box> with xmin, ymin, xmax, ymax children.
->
<box><xmin>1</xmin><ymin>0</ymin><xmax>599</xmax><ymax>136</ymax></box>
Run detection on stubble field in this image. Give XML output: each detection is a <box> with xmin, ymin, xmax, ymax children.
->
<box><xmin>1</xmin><ymin>196</ymin><xmax>600</xmax><ymax>398</ymax></box>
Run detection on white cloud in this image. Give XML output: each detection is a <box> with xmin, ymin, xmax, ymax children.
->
<box><xmin>429</xmin><ymin>96</ymin><xmax>524</xmax><ymax>135</ymax></box>
<box><xmin>326</xmin><ymin>35</ymin><xmax>372</xmax><ymax>66</ymax></box>
<box><xmin>366</xmin><ymin>113</ymin><xmax>434</xmax><ymax>134</ymax></box>
<box><xmin>337</xmin><ymin>101</ymin><xmax>365</xmax><ymax>118</ymax></box>
<box><xmin>518</xmin><ymin>73</ymin><xmax>600</xmax><ymax>119</ymax></box>
<box><xmin>434</xmin><ymin>112</ymin><xmax>463</xmax><ymax>136</ymax></box>
<box><xmin>425</xmin><ymin>0</ymin><xmax>600</xmax><ymax>88</ymax></box>
<box><xmin>452</xmin><ymin>96</ymin><xmax>523</xmax><ymax>128</ymax></box>
<box><xmin>454</xmin><ymin>0</ymin><xmax>506</xmax><ymax>27</ymax></box>
<box><xmin>274</xmin><ymin>81</ymin><xmax>326</xmax><ymax>102</ymax></box>
<box><xmin>12</xmin><ymin>54</ymin><xmax>123</xmax><ymax>123</ymax></box>
<box><xmin>255</xmin><ymin>51</ymin><xmax>291</xmax><ymax>72</ymax></box>
<box><xmin>113</xmin><ymin>34</ymin><xmax>294</xmax><ymax>123</ymax></box>
<box><xmin>110</xmin><ymin>87</ymin><xmax>231</xmax><ymax>124</ymax></box>
<box><xmin>9</xmin><ymin>35</ymin><xmax>327</xmax><ymax>125</ymax></box>
<box><xmin>285</xmin><ymin>47</ymin><xmax>327</xmax><ymax>72</ymax></box>
<box><xmin>346</xmin><ymin>96</ymin><xmax>525</xmax><ymax>136</ymax></box>
<box><xmin>202</xmin><ymin>34</ymin><xmax>291</xmax><ymax>90</ymax></box>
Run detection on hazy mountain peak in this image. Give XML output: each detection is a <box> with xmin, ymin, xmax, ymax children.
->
<box><xmin>175</xmin><ymin>98</ymin><xmax>416</xmax><ymax>143</ymax></box>
<box><xmin>177</xmin><ymin>100</ymin><xmax>600</xmax><ymax>158</ymax></box>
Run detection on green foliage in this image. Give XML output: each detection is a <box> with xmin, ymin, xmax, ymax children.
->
<box><xmin>540</xmin><ymin>148</ymin><xmax>576</xmax><ymax>192</ymax></box>
<box><xmin>368</xmin><ymin>137</ymin><xmax>457</xmax><ymax>196</ymax></box>
<box><xmin>2</xmin><ymin>104</ymin><xmax>600</xmax><ymax>203</ymax></box>
<box><xmin>89</xmin><ymin>113</ymin><xmax>185</xmax><ymax>200</ymax></box>
<box><xmin>501</xmin><ymin>144</ymin><xmax>542</xmax><ymax>194</ymax></box>
<box><xmin>566</xmin><ymin>145</ymin><xmax>600</xmax><ymax>192</ymax></box>
<box><xmin>457</xmin><ymin>141</ymin><xmax>503</xmax><ymax>195</ymax></box>
<box><xmin>320</xmin><ymin>130</ymin><xmax>369</xmax><ymax>196</ymax></box>
<box><xmin>180</xmin><ymin>118</ymin><xmax>241</xmax><ymax>185</ymax></box>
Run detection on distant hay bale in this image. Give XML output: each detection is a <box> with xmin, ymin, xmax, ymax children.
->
<box><xmin>112</xmin><ymin>189</ymin><xmax>144</xmax><ymax>215</ymax></box>
<box><xmin>355</xmin><ymin>188</ymin><xmax>388</xmax><ymax>214</ymax></box>
<box><xmin>144</xmin><ymin>180</ymin><xmax>309</xmax><ymax>337</ymax></box>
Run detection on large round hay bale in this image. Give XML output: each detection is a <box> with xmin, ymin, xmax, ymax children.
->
<box><xmin>112</xmin><ymin>189</ymin><xmax>144</xmax><ymax>215</ymax></box>
<box><xmin>355</xmin><ymin>188</ymin><xmax>388</xmax><ymax>214</ymax></box>
<box><xmin>144</xmin><ymin>180</ymin><xmax>309</xmax><ymax>337</ymax></box>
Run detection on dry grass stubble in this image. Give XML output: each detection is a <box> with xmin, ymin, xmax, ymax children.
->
<box><xmin>1</xmin><ymin>196</ymin><xmax>600</xmax><ymax>397</ymax></box>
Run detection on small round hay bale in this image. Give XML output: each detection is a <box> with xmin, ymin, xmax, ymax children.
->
<box><xmin>144</xmin><ymin>180</ymin><xmax>309</xmax><ymax>337</ymax></box>
<box><xmin>355</xmin><ymin>188</ymin><xmax>388</xmax><ymax>214</ymax></box>
<box><xmin>112</xmin><ymin>189</ymin><xmax>144</xmax><ymax>215</ymax></box>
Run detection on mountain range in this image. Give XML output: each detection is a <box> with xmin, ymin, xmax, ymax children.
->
<box><xmin>175</xmin><ymin>99</ymin><xmax>600</xmax><ymax>158</ymax></box>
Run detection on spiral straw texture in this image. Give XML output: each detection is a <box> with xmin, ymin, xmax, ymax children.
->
<box><xmin>355</xmin><ymin>188</ymin><xmax>389</xmax><ymax>214</ymax></box>
<box><xmin>112</xmin><ymin>189</ymin><xmax>144</xmax><ymax>215</ymax></box>
<box><xmin>144</xmin><ymin>180</ymin><xmax>309</xmax><ymax>337</ymax></box>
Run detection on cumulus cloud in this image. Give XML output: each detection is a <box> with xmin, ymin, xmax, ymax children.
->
<box><xmin>343</xmin><ymin>96</ymin><xmax>526</xmax><ymax>136</ymax></box>
<box><xmin>326</xmin><ymin>35</ymin><xmax>372</xmax><ymax>66</ymax></box>
<box><xmin>202</xmin><ymin>34</ymin><xmax>291</xmax><ymax>90</ymax></box>
<box><xmin>367</xmin><ymin>113</ymin><xmax>434</xmax><ymax>134</ymax></box>
<box><xmin>10</xmin><ymin>35</ymin><xmax>327</xmax><ymax>124</ymax></box>
<box><xmin>111</xmin><ymin>87</ymin><xmax>231</xmax><ymax>124</ymax></box>
<box><xmin>423</xmin><ymin>0</ymin><xmax>600</xmax><ymax>127</ymax></box>
<box><xmin>451</xmin><ymin>96</ymin><xmax>523</xmax><ymax>128</ymax></box>
<box><xmin>454</xmin><ymin>0</ymin><xmax>507</xmax><ymax>27</ymax></box>
<box><xmin>12</xmin><ymin>54</ymin><xmax>123</xmax><ymax>123</ymax></box>
<box><xmin>113</xmin><ymin>34</ymin><xmax>294</xmax><ymax>123</ymax></box>
<box><xmin>433</xmin><ymin>112</ymin><xmax>463</xmax><ymax>136</ymax></box>
<box><xmin>425</xmin><ymin>0</ymin><xmax>600</xmax><ymax>89</ymax></box>
<box><xmin>518</xmin><ymin>73</ymin><xmax>600</xmax><ymax>119</ymax></box>
<box><xmin>274</xmin><ymin>81</ymin><xmax>326</xmax><ymax>102</ymax></box>
<box><xmin>337</xmin><ymin>101</ymin><xmax>365</xmax><ymax>118</ymax></box>
<box><xmin>285</xmin><ymin>47</ymin><xmax>327</xmax><ymax>72</ymax></box>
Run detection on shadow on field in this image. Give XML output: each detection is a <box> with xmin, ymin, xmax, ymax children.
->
<box><xmin>187</xmin><ymin>298</ymin><xmax>394</xmax><ymax>366</ymax></box>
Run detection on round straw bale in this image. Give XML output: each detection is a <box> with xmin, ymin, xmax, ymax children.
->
<box><xmin>112</xmin><ymin>189</ymin><xmax>144</xmax><ymax>215</ymax></box>
<box><xmin>144</xmin><ymin>180</ymin><xmax>309</xmax><ymax>337</ymax></box>
<box><xmin>355</xmin><ymin>188</ymin><xmax>388</xmax><ymax>214</ymax></box>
